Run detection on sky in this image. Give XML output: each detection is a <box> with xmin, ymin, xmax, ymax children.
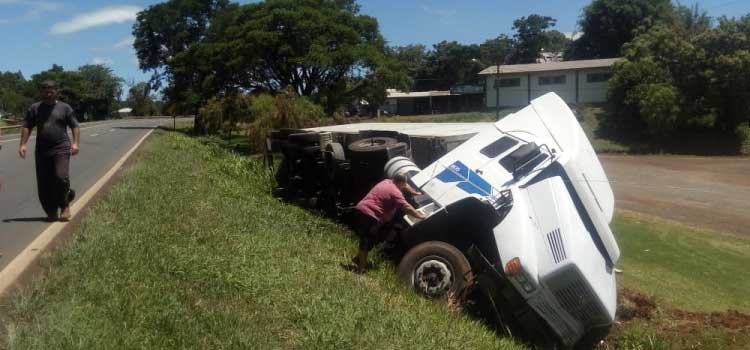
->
<box><xmin>1</xmin><ymin>0</ymin><xmax>750</xmax><ymax>91</ymax></box>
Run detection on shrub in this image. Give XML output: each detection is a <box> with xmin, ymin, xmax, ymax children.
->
<box><xmin>247</xmin><ymin>92</ymin><xmax>325</xmax><ymax>151</ymax></box>
<box><xmin>737</xmin><ymin>122</ymin><xmax>750</xmax><ymax>155</ymax></box>
<box><xmin>199</xmin><ymin>95</ymin><xmax>253</xmax><ymax>135</ymax></box>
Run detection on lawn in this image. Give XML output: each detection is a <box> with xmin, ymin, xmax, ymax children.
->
<box><xmin>3</xmin><ymin>129</ymin><xmax>748</xmax><ymax>350</ymax></box>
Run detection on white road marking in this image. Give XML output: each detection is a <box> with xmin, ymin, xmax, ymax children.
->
<box><xmin>90</xmin><ymin>133</ymin><xmax>99</xmax><ymax>137</ymax></box>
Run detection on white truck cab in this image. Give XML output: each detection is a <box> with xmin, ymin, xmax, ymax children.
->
<box><xmin>401</xmin><ymin>93</ymin><xmax>619</xmax><ymax>348</ymax></box>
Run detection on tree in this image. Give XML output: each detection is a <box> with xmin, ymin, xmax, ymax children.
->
<box><xmin>127</xmin><ymin>82</ymin><xmax>158</xmax><ymax>116</ymax></box>
<box><xmin>423</xmin><ymin>41</ymin><xmax>483</xmax><ymax>89</ymax></box>
<box><xmin>77</xmin><ymin>64</ymin><xmax>123</xmax><ymax>119</ymax></box>
<box><xmin>673</xmin><ymin>3</ymin><xmax>712</xmax><ymax>36</ymax></box>
<box><xmin>479</xmin><ymin>35</ymin><xmax>515</xmax><ymax>66</ymax></box>
<box><xmin>0</xmin><ymin>71</ymin><xmax>32</xmax><ymax>116</ymax></box>
<box><xmin>568</xmin><ymin>0</ymin><xmax>674</xmax><ymax>59</ymax></box>
<box><xmin>133</xmin><ymin>0</ymin><xmax>235</xmax><ymax>132</ymax></box>
<box><xmin>609</xmin><ymin>15</ymin><xmax>750</xmax><ymax>153</ymax></box>
<box><xmin>511</xmin><ymin>15</ymin><xmax>557</xmax><ymax>63</ymax></box>
<box><xmin>215</xmin><ymin>0</ymin><xmax>408</xmax><ymax>114</ymax></box>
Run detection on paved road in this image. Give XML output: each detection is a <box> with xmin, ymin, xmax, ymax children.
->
<box><xmin>0</xmin><ymin>118</ymin><xmax>167</xmax><ymax>270</ymax></box>
<box><xmin>601</xmin><ymin>155</ymin><xmax>750</xmax><ymax>237</ymax></box>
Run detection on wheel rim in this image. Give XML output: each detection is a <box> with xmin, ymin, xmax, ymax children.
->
<box><xmin>357</xmin><ymin>138</ymin><xmax>386</xmax><ymax>148</ymax></box>
<box><xmin>413</xmin><ymin>256</ymin><xmax>453</xmax><ymax>298</ymax></box>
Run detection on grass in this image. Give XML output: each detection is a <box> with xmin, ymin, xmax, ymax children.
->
<box><xmin>604</xmin><ymin>210</ymin><xmax>750</xmax><ymax>350</ymax></box>
<box><xmin>2</xmin><ymin>129</ymin><xmax>522</xmax><ymax>350</ymax></box>
<box><xmin>613</xmin><ymin>211</ymin><xmax>750</xmax><ymax>313</ymax></box>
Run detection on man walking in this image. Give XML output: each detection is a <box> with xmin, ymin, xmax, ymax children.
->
<box><xmin>352</xmin><ymin>173</ymin><xmax>425</xmax><ymax>274</ymax></box>
<box><xmin>18</xmin><ymin>80</ymin><xmax>80</xmax><ymax>221</ymax></box>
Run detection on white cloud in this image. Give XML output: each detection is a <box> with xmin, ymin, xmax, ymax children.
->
<box><xmin>113</xmin><ymin>36</ymin><xmax>135</xmax><ymax>50</ymax></box>
<box><xmin>0</xmin><ymin>0</ymin><xmax>62</xmax><ymax>25</ymax></box>
<box><xmin>419</xmin><ymin>4</ymin><xmax>456</xmax><ymax>21</ymax></box>
<box><xmin>50</xmin><ymin>5</ymin><xmax>140</xmax><ymax>35</ymax></box>
<box><xmin>92</xmin><ymin>57</ymin><xmax>113</xmax><ymax>65</ymax></box>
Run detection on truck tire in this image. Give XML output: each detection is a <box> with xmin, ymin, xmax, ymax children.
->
<box><xmin>398</xmin><ymin>241</ymin><xmax>474</xmax><ymax>299</ymax></box>
<box><xmin>348</xmin><ymin>136</ymin><xmax>398</xmax><ymax>153</ymax></box>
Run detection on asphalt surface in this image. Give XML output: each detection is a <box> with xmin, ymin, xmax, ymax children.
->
<box><xmin>0</xmin><ymin>118</ymin><xmax>168</xmax><ymax>270</ymax></box>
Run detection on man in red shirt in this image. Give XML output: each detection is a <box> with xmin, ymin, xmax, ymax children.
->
<box><xmin>352</xmin><ymin>173</ymin><xmax>425</xmax><ymax>273</ymax></box>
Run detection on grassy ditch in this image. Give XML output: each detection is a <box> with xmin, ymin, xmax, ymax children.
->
<box><xmin>2</xmin><ymin>129</ymin><xmax>522</xmax><ymax>349</ymax></box>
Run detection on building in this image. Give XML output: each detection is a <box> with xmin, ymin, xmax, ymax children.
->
<box><xmin>479</xmin><ymin>58</ymin><xmax>619</xmax><ymax>107</ymax></box>
<box><xmin>382</xmin><ymin>86</ymin><xmax>484</xmax><ymax>116</ymax></box>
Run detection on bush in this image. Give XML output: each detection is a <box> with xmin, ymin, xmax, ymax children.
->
<box><xmin>247</xmin><ymin>92</ymin><xmax>326</xmax><ymax>151</ymax></box>
<box><xmin>199</xmin><ymin>95</ymin><xmax>253</xmax><ymax>135</ymax></box>
<box><xmin>737</xmin><ymin>122</ymin><xmax>750</xmax><ymax>155</ymax></box>
<box><xmin>639</xmin><ymin>83</ymin><xmax>682</xmax><ymax>137</ymax></box>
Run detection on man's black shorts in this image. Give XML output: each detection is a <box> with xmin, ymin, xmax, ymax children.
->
<box><xmin>353</xmin><ymin>209</ymin><xmax>382</xmax><ymax>251</ymax></box>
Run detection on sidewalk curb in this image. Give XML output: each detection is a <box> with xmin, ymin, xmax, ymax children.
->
<box><xmin>0</xmin><ymin>129</ymin><xmax>155</xmax><ymax>297</ymax></box>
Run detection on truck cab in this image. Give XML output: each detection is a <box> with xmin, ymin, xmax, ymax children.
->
<box><xmin>400</xmin><ymin>93</ymin><xmax>619</xmax><ymax>348</ymax></box>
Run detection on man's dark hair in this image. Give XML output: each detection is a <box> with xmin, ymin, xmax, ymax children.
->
<box><xmin>39</xmin><ymin>80</ymin><xmax>58</xmax><ymax>90</ymax></box>
<box><xmin>393</xmin><ymin>173</ymin><xmax>407</xmax><ymax>184</ymax></box>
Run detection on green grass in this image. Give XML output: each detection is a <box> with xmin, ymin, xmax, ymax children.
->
<box><xmin>2</xmin><ymin>129</ymin><xmax>522</xmax><ymax>350</ymax></box>
<box><xmin>613</xmin><ymin>211</ymin><xmax>750</xmax><ymax>313</ymax></box>
<box><xmin>599</xmin><ymin>211</ymin><xmax>750</xmax><ymax>350</ymax></box>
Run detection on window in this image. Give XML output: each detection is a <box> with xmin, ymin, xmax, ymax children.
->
<box><xmin>499</xmin><ymin>142</ymin><xmax>548</xmax><ymax>177</ymax></box>
<box><xmin>480</xmin><ymin>137</ymin><xmax>519</xmax><ymax>158</ymax></box>
<box><xmin>587</xmin><ymin>72</ymin><xmax>612</xmax><ymax>83</ymax></box>
<box><xmin>538</xmin><ymin>75</ymin><xmax>566</xmax><ymax>85</ymax></box>
<box><xmin>494</xmin><ymin>77</ymin><xmax>521</xmax><ymax>88</ymax></box>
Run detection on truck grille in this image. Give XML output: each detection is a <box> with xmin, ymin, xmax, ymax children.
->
<box><xmin>546</xmin><ymin>228</ymin><xmax>567</xmax><ymax>263</ymax></box>
<box><xmin>553</xmin><ymin>279</ymin><xmax>609</xmax><ymax>326</ymax></box>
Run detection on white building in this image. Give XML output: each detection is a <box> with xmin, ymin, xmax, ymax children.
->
<box><xmin>479</xmin><ymin>58</ymin><xmax>619</xmax><ymax>107</ymax></box>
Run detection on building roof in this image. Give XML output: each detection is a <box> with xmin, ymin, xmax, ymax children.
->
<box><xmin>386</xmin><ymin>89</ymin><xmax>453</xmax><ymax>99</ymax></box>
<box><xmin>478</xmin><ymin>58</ymin><xmax>620</xmax><ymax>75</ymax></box>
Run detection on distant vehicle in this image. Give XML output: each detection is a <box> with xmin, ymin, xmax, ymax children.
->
<box><xmin>266</xmin><ymin>93</ymin><xmax>619</xmax><ymax>348</ymax></box>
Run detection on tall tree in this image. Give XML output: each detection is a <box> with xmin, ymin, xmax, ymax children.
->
<box><xmin>511</xmin><ymin>15</ymin><xmax>557</xmax><ymax>63</ymax></box>
<box><xmin>424</xmin><ymin>41</ymin><xmax>483</xmax><ymax>89</ymax></box>
<box><xmin>568</xmin><ymin>0</ymin><xmax>673</xmax><ymax>59</ymax></box>
<box><xmin>479</xmin><ymin>35</ymin><xmax>515</xmax><ymax>67</ymax></box>
<box><xmin>133</xmin><ymin>0</ymin><xmax>234</xmax><ymax>131</ymax></box>
<box><xmin>215</xmin><ymin>0</ymin><xmax>408</xmax><ymax>114</ymax></box>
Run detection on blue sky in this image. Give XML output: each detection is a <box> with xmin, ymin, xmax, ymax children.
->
<box><xmin>1</xmin><ymin>0</ymin><xmax>749</xmax><ymax>90</ymax></box>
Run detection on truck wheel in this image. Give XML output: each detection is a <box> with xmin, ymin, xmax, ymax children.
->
<box><xmin>398</xmin><ymin>241</ymin><xmax>473</xmax><ymax>299</ymax></box>
<box><xmin>348</xmin><ymin>136</ymin><xmax>398</xmax><ymax>153</ymax></box>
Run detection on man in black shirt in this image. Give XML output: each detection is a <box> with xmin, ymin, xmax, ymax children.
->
<box><xmin>18</xmin><ymin>80</ymin><xmax>80</xmax><ymax>221</ymax></box>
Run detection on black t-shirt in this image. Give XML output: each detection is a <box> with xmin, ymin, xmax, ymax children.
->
<box><xmin>23</xmin><ymin>101</ymin><xmax>80</xmax><ymax>153</ymax></box>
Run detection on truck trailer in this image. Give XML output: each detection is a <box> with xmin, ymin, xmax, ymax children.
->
<box><xmin>266</xmin><ymin>93</ymin><xmax>620</xmax><ymax>348</ymax></box>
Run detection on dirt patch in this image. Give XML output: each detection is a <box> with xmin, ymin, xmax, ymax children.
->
<box><xmin>617</xmin><ymin>288</ymin><xmax>658</xmax><ymax>321</ymax></box>
<box><xmin>612</xmin><ymin>287</ymin><xmax>750</xmax><ymax>347</ymax></box>
<box><xmin>600</xmin><ymin>155</ymin><xmax>750</xmax><ymax>237</ymax></box>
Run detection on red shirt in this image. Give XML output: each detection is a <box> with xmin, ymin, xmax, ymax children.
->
<box><xmin>356</xmin><ymin>179</ymin><xmax>409</xmax><ymax>223</ymax></box>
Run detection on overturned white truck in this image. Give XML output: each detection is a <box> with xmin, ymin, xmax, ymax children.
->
<box><xmin>267</xmin><ymin>93</ymin><xmax>619</xmax><ymax>348</ymax></box>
